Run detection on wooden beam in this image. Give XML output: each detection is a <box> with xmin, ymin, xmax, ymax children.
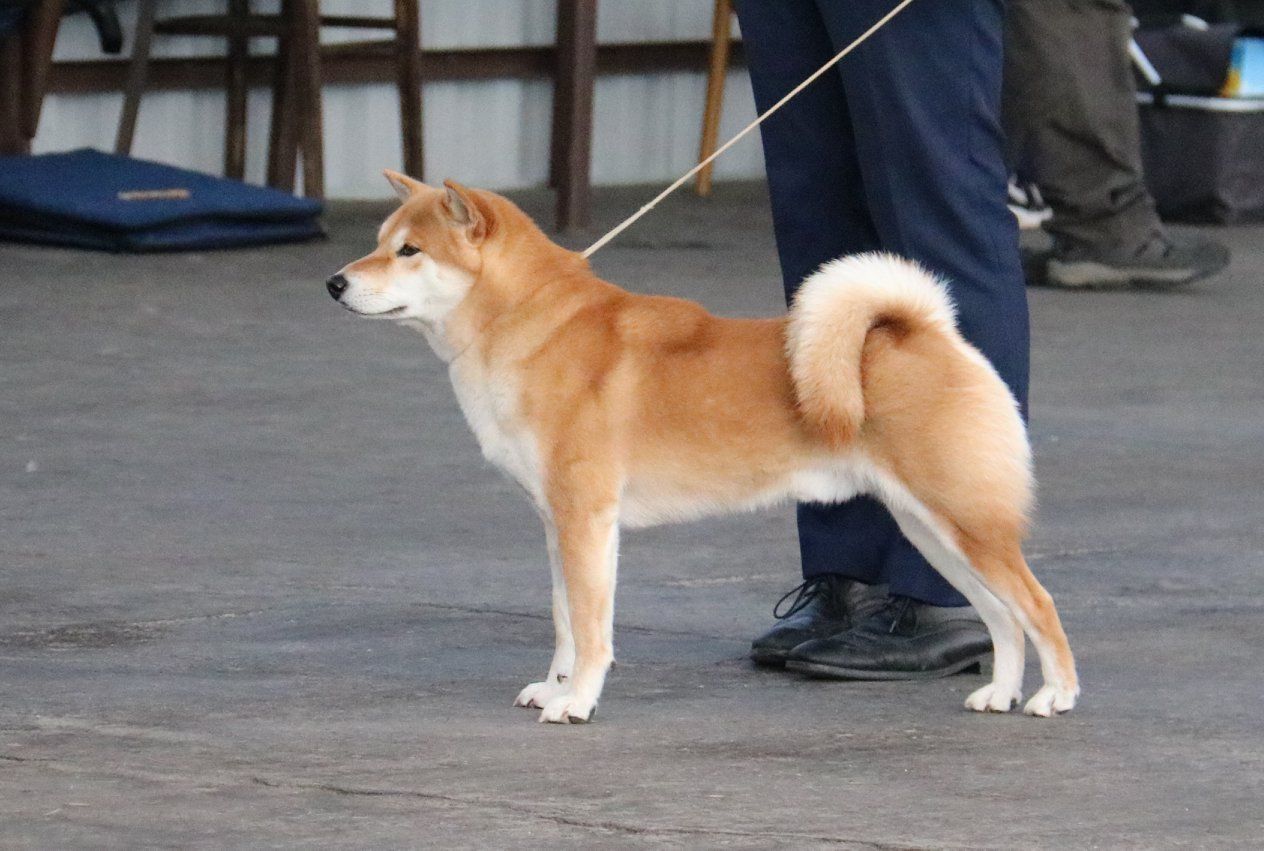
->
<box><xmin>696</xmin><ymin>0</ymin><xmax>733</xmax><ymax>197</ymax></box>
<box><xmin>0</xmin><ymin>35</ymin><xmax>23</xmax><ymax>154</ymax></box>
<box><xmin>551</xmin><ymin>0</ymin><xmax>597</xmax><ymax>232</ymax></box>
<box><xmin>46</xmin><ymin>40</ymin><xmax>746</xmax><ymax>95</ymax></box>
<box><xmin>394</xmin><ymin>0</ymin><xmax>424</xmax><ymax>178</ymax></box>
<box><xmin>20</xmin><ymin>0</ymin><xmax>66</xmax><ymax>139</ymax></box>
<box><xmin>150</xmin><ymin>14</ymin><xmax>397</xmax><ymax>38</ymax></box>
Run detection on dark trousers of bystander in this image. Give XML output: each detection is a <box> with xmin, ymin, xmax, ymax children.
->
<box><xmin>1003</xmin><ymin>0</ymin><xmax>1164</xmax><ymax>253</ymax></box>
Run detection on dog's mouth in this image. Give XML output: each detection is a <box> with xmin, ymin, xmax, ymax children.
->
<box><xmin>347</xmin><ymin>304</ymin><xmax>409</xmax><ymax>318</ymax></box>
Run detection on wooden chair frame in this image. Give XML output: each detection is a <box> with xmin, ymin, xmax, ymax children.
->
<box><xmin>114</xmin><ymin>0</ymin><xmax>424</xmax><ymax>199</ymax></box>
<box><xmin>695</xmin><ymin>0</ymin><xmax>733</xmax><ymax>197</ymax></box>
<box><xmin>0</xmin><ymin>0</ymin><xmax>66</xmax><ymax>155</ymax></box>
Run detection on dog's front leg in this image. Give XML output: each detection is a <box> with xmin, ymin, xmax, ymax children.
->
<box><xmin>536</xmin><ymin>502</ymin><xmax>618</xmax><ymax>724</ymax></box>
<box><xmin>513</xmin><ymin>520</ymin><xmax>575</xmax><ymax>709</ymax></box>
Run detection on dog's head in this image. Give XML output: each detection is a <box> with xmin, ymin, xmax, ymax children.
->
<box><xmin>326</xmin><ymin>172</ymin><xmax>493</xmax><ymax>324</ymax></box>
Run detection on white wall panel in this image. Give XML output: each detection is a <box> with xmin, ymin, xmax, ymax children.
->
<box><xmin>32</xmin><ymin>0</ymin><xmax>764</xmax><ymax>198</ymax></box>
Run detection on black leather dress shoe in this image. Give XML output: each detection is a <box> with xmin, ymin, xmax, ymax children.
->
<box><xmin>750</xmin><ymin>576</ymin><xmax>888</xmax><ymax>667</ymax></box>
<box><xmin>785</xmin><ymin>595</ymin><xmax>991</xmax><ymax>680</ymax></box>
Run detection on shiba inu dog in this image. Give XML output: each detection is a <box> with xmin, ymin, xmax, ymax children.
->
<box><xmin>326</xmin><ymin>173</ymin><xmax>1078</xmax><ymax>724</ymax></box>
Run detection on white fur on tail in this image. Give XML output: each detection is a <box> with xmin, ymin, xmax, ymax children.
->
<box><xmin>786</xmin><ymin>253</ymin><xmax>958</xmax><ymax>447</ymax></box>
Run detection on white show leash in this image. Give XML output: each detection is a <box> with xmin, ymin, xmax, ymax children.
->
<box><xmin>581</xmin><ymin>0</ymin><xmax>920</xmax><ymax>259</ymax></box>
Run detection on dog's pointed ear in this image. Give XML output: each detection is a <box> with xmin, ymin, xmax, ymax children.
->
<box><xmin>442</xmin><ymin>179</ymin><xmax>488</xmax><ymax>243</ymax></box>
<box><xmin>384</xmin><ymin>169</ymin><xmax>425</xmax><ymax>202</ymax></box>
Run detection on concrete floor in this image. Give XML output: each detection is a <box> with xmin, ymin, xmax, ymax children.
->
<box><xmin>1</xmin><ymin>185</ymin><xmax>1261</xmax><ymax>849</ymax></box>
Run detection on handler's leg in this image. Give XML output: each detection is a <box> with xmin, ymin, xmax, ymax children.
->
<box><xmin>822</xmin><ymin>0</ymin><xmax>1029</xmax><ymax>407</ymax></box>
<box><xmin>827</xmin><ymin>0</ymin><xmax>1031</xmax><ymax>555</ymax></box>
<box><xmin>736</xmin><ymin>0</ymin><xmax>897</xmax><ymax>665</ymax></box>
<box><xmin>734</xmin><ymin>0</ymin><xmax>880</xmax><ymax>298</ymax></box>
<box><xmin>782</xmin><ymin>0</ymin><xmax>1023</xmax><ymax>680</ymax></box>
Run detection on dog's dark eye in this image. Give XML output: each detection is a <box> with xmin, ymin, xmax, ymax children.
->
<box><xmin>397</xmin><ymin>244</ymin><xmax>421</xmax><ymax>258</ymax></box>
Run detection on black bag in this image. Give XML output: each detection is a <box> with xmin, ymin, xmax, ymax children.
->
<box><xmin>1137</xmin><ymin>92</ymin><xmax>1264</xmax><ymax>223</ymax></box>
<box><xmin>1133</xmin><ymin>22</ymin><xmax>1241</xmax><ymax>94</ymax></box>
<box><xmin>1133</xmin><ymin>21</ymin><xmax>1264</xmax><ymax>223</ymax></box>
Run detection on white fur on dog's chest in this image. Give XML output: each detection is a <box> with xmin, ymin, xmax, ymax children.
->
<box><xmin>448</xmin><ymin>357</ymin><xmax>544</xmax><ymax>501</ymax></box>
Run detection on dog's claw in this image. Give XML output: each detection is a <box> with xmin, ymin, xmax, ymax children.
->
<box><xmin>1023</xmin><ymin>684</ymin><xmax>1078</xmax><ymax>717</ymax></box>
<box><xmin>964</xmin><ymin>682</ymin><xmax>1021</xmax><ymax>713</ymax></box>
<box><xmin>515</xmin><ymin>679</ymin><xmax>568</xmax><ymax>709</ymax></box>
<box><xmin>538</xmin><ymin>694</ymin><xmax>596</xmax><ymax>724</ymax></box>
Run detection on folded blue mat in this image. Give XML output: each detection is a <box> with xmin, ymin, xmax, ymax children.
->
<box><xmin>0</xmin><ymin>149</ymin><xmax>324</xmax><ymax>252</ymax></box>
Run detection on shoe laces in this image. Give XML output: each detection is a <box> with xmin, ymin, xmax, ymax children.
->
<box><xmin>879</xmin><ymin>595</ymin><xmax>916</xmax><ymax>634</ymax></box>
<box><xmin>772</xmin><ymin>577</ymin><xmax>832</xmax><ymax>620</ymax></box>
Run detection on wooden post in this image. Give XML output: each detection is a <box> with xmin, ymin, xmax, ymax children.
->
<box><xmin>695</xmin><ymin>0</ymin><xmax>732</xmax><ymax>197</ymax></box>
<box><xmin>395</xmin><ymin>0</ymin><xmax>424</xmax><ymax>179</ymax></box>
<box><xmin>223</xmin><ymin>0</ymin><xmax>249</xmax><ymax>179</ymax></box>
<box><xmin>0</xmin><ymin>32</ymin><xmax>23</xmax><ymax>154</ymax></box>
<box><xmin>115</xmin><ymin>0</ymin><xmax>158</xmax><ymax>155</ymax></box>
<box><xmin>267</xmin><ymin>0</ymin><xmax>300</xmax><ymax>192</ymax></box>
<box><xmin>19</xmin><ymin>0</ymin><xmax>65</xmax><ymax>148</ymax></box>
<box><xmin>551</xmin><ymin>0</ymin><xmax>597</xmax><ymax>232</ymax></box>
<box><xmin>294</xmin><ymin>0</ymin><xmax>323</xmax><ymax>198</ymax></box>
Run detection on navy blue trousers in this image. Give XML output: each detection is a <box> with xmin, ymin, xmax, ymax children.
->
<box><xmin>735</xmin><ymin>0</ymin><xmax>1029</xmax><ymax>606</ymax></box>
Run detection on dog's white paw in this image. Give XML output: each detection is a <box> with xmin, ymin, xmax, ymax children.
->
<box><xmin>538</xmin><ymin>693</ymin><xmax>595</xmax><ymax>724</ymax></box>
<box><xmin>513</xmin><ymin>679</ymin><xmax>568</xmax><ymax>709</ymax></box>
<box><xmin>1023</xmin><ymin>683</ymin><xmax>1078</xmax><ymax>717</ymax></box>
<box><xmin>965</xmin><ymin>682</ymin><xmax>1021</xmax><ymax>713</ymax></box>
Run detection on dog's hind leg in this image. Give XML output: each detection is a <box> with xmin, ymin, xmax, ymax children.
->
<box><xmin>959</xmin><ymin>541</ymin><xmax>1079</xmax><ymax>716</ymax></box>
<box><xmin>886</xmin><ymin>493</ymin><xmax>1078</xmax><ymax>716</ymax></box>
<box><xmin>514</xmin><ymin>519</ymin><xmax>576</xmax><ymax>710</ymax></box>
<box><xmin>885</xmin><ymin>503</ymin><xmax>1028</xmax><ymax>713</ymax></box>
<box><xmin>536</xmin><ymin>488</ymin><xmax>620</xmax><ymax>724</ymax></box>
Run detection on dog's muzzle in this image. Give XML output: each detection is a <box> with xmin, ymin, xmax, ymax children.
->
<box><xmin>326</xmin><ymin>274</ymin><xmax>349</xmax><ymax>300</ymax></box>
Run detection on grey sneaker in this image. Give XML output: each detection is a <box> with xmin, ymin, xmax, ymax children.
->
<box><xmin>1046</xmin><ymin>231</ymin><xmax>1229</xmax><ymax>289</ymax></box>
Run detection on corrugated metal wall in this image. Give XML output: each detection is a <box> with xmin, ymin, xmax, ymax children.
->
<box><xmin>33</xmin><ymin>0</ymin><xmax>765</xmax><ymax>198</ymax></box>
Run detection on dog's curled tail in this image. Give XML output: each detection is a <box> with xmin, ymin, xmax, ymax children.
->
<box><xmin>786</xmin><ymin>253</ymin><xmax>958</xmax><ymax>448</ymax></box>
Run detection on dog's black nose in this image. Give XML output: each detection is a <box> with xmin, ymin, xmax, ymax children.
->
<box><xmin>326</xmin><ymin>274</ymin><xmax>349</xmax><ymax>300</ymax></box>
